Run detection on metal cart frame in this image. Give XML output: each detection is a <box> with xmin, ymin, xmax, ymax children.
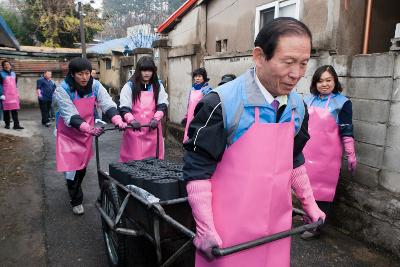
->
<box><xmin>94</xmin><ymin>126</ymin><xmax>323</xmax><ymax>267</ymax></box>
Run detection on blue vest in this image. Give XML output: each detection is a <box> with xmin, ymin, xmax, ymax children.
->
<box><xmin>191</xmin><ymin>82</ymin><xmax>212</xmax><ymax>95</ymax></box>
<box><xmin>60</xmin><ymin>79</ymin><xmax>99</xmax><ymax>100</ymax></box>
<box><xmin>214</xmin><ymin>68</ymin><xmax>305</xmax><ymax>146</ymax></box>
<box><xmin>56</xmin><ymin>80</ymin><xmax>100</xmax><ymax>127</ymax></box>
<box><xmin>304</xmin><ymin>93</ymin><xmax>348</xmax><ymax>124</ymax></box>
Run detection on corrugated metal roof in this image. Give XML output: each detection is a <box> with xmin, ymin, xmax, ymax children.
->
<box><xmin>20</xmin><ymin>46</ymin><xmax>81</xmax><ymax>53</ymax></box>
<box><xmin>88</xmin><ymin>35</ymin><xmax>157</xmax><ymax>55</ymax></box>
<box><xmin>0</xmin><ymin>58</ymin><xmax>69</xmax><ymax>75</ymax></box>
<box><xmin>0</xmin><ymin>15</ymin><xmax>20</xmax><ymax>50</ymax></box>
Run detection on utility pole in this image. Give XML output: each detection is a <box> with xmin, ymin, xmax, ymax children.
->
<box><xmin>78</xmin><ymin>1</ymin><xmax>86</xmax><ymax>58</ymax></box>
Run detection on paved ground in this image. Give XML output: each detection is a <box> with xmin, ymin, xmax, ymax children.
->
<box><xmin>0</xmin><ymin>108</ymin><xmax>399</xmax><ymax>267</ymax></box>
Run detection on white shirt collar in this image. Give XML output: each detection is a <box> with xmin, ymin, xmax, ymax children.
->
<box><xmin>254</xmin><ymin>69</ymin><xmax>288</xmax><ymax>107</ymax></box>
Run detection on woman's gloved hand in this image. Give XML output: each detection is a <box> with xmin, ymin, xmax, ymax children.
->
<box><xmin>187</xmin><ymin>179</ymin><xmax>222</xmax><ymax>261</ymax></box>
<box><xmin>149</xmin><ymin>119</ymin><xmax>158</xmax><ymax>129</ymax></box>
<box><xmin>291</xmin><ymin>165</ymin><xmax>326</xmax><ymax>223</ymax></box>
<box><xmin>79</xmin><ymin>122</ymin><xmax>104</xmax><ymax>136</ymax></box>
<box><xmin>111</xmin><ymin>115</ymin><xmax>127</xmax><ymax>130</ymax></box>
<box><xmin>0</xmin><ymin>95</ymin><xmax>5</xmax><ymax>100</ymax></box>
<box><xmin>131</xmin><ymin>120</ymin><xmax>141</xmax><ymax>131</ymax></box>
<box><xmin>149</xmin><ymin>111</ymin><xmax>164</xmax><ymax>130</ymax></box>
<box><xmin>342</xmin><ymin>136</ymin><xmax>357</xmax><ymax>174</ymax></box>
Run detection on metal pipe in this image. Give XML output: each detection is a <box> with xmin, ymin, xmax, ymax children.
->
<box><xmin>78</xmin><ymin>1</ymin><xmax>87</xmax><ymax>58</ymax></box>
<box><xmin>212</xmin><ymin>219</ymin><xmax>323</xmax><ymax>257</ymax></box>
<box><xmin>115</xmin><ymin>227</ymin><xmax>142</xmax><ymax>236</ymax></box>
<box><xmin>95</xmin><ymin>201</ymin><xmax>115</xmax><ymax>229</ymax></box>
<box><xmin>362</xmin><ymin>0</ymin><xmax>373</xmax><ymax>54</ymax></box>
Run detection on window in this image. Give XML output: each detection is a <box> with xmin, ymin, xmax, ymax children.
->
<box><xmin>254</xmin><ymin>0</ymin><xmax>300</xmax><ymax>38</ymax></box>
<box><xmin>216</xmin><ymin>39</ymin><xmax>228</xmax><ymax>53</ymax></box>
<box><xmin>105</xmin><ymin>58</ymin><xmax>112</xmax><ymax>70</ymax></box>
<box><xmin>216</xmin><ymin>40</ymin><xmax>222</xmax><ymax>52</ymax></box>
<box><xmin>222</xmin><ymin>39</ymin><xmax>228</xmax><ymax>52</ymax></box>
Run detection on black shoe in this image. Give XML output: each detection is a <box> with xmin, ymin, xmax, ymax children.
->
<box><xmin>13</xmin><ymin>125</ymin><xmax>24</xmax><ymax>130</ymax></box>
<box><xmin>5</xmin><ymin>125</ymin><xmax>10</xmax><ymax>129</ymax></box>
<box><xmin>45</xmin><ymin>122</ymin><xmax>51</xmax><ymax>127</ymax></box>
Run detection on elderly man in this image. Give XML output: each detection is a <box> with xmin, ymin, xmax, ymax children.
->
<box><xmin>37</xmin><ymin>70</ymin><xmax>56</xmax><ymax>127</ymax></box>
<box><xmin>183</xmin><ymin>18</ymin><xmax>325</xmax><ymax>267</ymax></box>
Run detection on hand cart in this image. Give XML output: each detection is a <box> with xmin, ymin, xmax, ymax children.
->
<box><xmin>94</xmin><ymin>126</ymin><xmax>323</xmax><ymax>267</ymax></box>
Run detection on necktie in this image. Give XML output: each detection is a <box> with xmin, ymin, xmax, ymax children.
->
<box><xmin>271</xmin><ymin>99</ymin><xmax>279</xmax><ymax>112</ymax></box>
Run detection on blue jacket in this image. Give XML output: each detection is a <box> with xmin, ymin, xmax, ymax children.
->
<box><xmin>304</xmin><ymin>93</ymin><xmax>349</xmax><ymax>124</ymax></box>
<box><xmin>37</xmin><ymin>76</ymin><xmax>56</xmax><ymax>101</ymax></box>
<box><xmin>215</xmin><ymin>68</ymin><xmax>305</xmax><ymax>145</ymax></box>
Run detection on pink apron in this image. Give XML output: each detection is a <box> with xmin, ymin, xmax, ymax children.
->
<box><xmin>2</xmin><ymin>75</ymin><xmax>20</xmax><ymax>111</ymax></box>
<box><xmin>119</xmin><ymin>91</ymin><xmax>164</xmax><ymax>162</ymax></box>
<box><xmin>196</xmin><ymin>108</ymin><xmax>294</xmax><ymax>267</ymax></box>
<box><xmin>183</xmin><ymin>90</ymin><xmax>203</xmax><ymax>143</ymax></box>
<box><xmin>56</xmin><ymin>95</ymin><xmax>95</xmax><ymax>172</ymax></box>
<box><xmin>303</xmin><ymin>95</ymin><xmax>342</xmax><ymax>202</ymax></box>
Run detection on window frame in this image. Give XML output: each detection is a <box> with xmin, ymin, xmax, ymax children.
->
<box><xmin>254</xmin><ymin>0</ymin><xmax>300</xmax><ymax>39</ymax></box>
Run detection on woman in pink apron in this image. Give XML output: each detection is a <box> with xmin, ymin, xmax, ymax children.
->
<box><xmin>0</xmin><ymin>60</ymin><xmax>24</xmax><ymax>130</ymax></box>
<box><xmin>302</xmin><ymin>65</ymin><xmax>357</xmax><ymax>239</ymax></box>
<box><xmin>181</xmin><ymin>68</ymin><xmax>212</xmax><ymax>143</ymax></box>
<box><xmin>183</xmin><ymin>18</ymin><xmax>325</xmax><ymax>267</ymax></box>
<box><xmin>119</xmin><ymin>56</ymin><xmax>169</xmax><ymax>162</ymax></box>
<box><xmin>55</xmin><ymin>58</ymin><xmax>127</xmax><ymax>215</ymax></box>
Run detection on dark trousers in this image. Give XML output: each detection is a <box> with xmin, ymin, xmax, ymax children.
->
<box><xmin>39</xmin><ymin>99</ymin><xmax>51</xmax><ymax>124</ymax></box>
<box><xmin>66</xmin><ymin>168</ymin><xmax>87</xmax><ymax>206</ymax></box>
<box><xmin>3</xmin><ymin>109</ymin><xmax>20</xmax><ymax>127</ymax></box>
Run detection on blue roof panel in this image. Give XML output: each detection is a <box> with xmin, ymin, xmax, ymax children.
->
<box><xmin>0</xmin><ymin>16</ymin><xmax>20</xmax><ymax>50</ymax></box>
<box><xmin>88</xmin><ymin>34</ymin><xmax>156</xmax><ymax>55</ymax></box>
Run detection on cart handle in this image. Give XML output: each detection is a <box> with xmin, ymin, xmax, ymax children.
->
<box><xmin>94</xmin><ymin>124</ymin><xmax>160</xmax><ymax>171</ymax></box>
<box><xmin>211</xmin><ymin>218</ymin><xmax>323</xmax><ymax>257</ymax></box>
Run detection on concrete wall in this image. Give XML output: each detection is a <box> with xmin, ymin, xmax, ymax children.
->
<box><xmin>167</xmin><ymin>55</ymin><xmax>193</xmax><ymax>124</ymax></box>
<box><xmin>99</xmin><ymin>55</ymin><xmax>122</xmax><ymax>91</ymax></box>
<box><xmin>204</xmin><ymin>53</ymin><xmax>253</xmax><ymax>88</ymax></box>
<box><xmin>204</xmin><ymin>0</ymin><xmax>364</xmax><ymax>55</ymax></box>
<box><xmin>167</xmin><ymin>5</ymin><xmax>204</xmax><ymax>48</ymax></box>
<box><xmin>17</xmin><ymin>75</ymin><xmax>64</xmax><ymax>106</ymax></box>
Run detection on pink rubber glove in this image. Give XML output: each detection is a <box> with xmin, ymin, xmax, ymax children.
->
<box><xmin>79</xmin><ymin>122</ymin><xmax>103</xmax><ymax>136</ymax></box>
<box><xmin>187</xmin><ymin>179</ymin><xmax>222</xmax><ymax>260</ymax></box>
<box><xmin>342</xmin><ymin>136</ymin><xmax>357</xmax><ymax>174</ymax></box>
<box><xmin>123</xmin><ymin>112</ymin><xmax>135</xmax><ymax>124</ymax></box>
<box><xmin>291</xmin><ymin>165</ymin><xmax>326</xmax><ymax>223</ymax></box>
<box><xmin>153</xmin><ymin>111</ymin><xmax>164</xmax><ymax>121</ymax></box>
<box><xmin>111</xmin><ymin>115</ymin><xmax>127</xmax><ymax>130</ymax></box>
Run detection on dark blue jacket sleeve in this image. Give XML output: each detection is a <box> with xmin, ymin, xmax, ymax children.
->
<box><xmin>338</xmin><ymin>100</ymin><xmax>353</xmax><ymax>137</ymax></box>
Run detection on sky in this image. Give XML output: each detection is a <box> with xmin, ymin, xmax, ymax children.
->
<box><xmin>74</xmin><ymin>0</ymin><xmax>103</xmax><ymax>10</ymax></box>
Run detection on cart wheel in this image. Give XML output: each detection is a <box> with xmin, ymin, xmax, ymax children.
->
<box><xmin>101</xmin><ymin>180</ymin><xmax>128</xmax><ymax>267</ymax></box>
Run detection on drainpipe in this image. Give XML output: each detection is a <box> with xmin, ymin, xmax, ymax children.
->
<box><xmin>362</xmin><ymin>0</ymin><xmax>373</xmax><ymax>54</ymax></box>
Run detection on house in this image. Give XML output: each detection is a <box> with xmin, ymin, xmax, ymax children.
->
<box><xmin>154</xmin><ymin>0</ymin><xmax>400</xmax><ymax>258</ymax></box>
<box><xmin>89</xmin><ymin>33</ymin><xmax>156</xmax><ymax>93</ymax></box>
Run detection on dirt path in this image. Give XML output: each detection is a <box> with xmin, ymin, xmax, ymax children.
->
<box><xmin>0</xmin><ymin>129</ymin><xmax>46</xmax><ymax>266</ymax></box>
